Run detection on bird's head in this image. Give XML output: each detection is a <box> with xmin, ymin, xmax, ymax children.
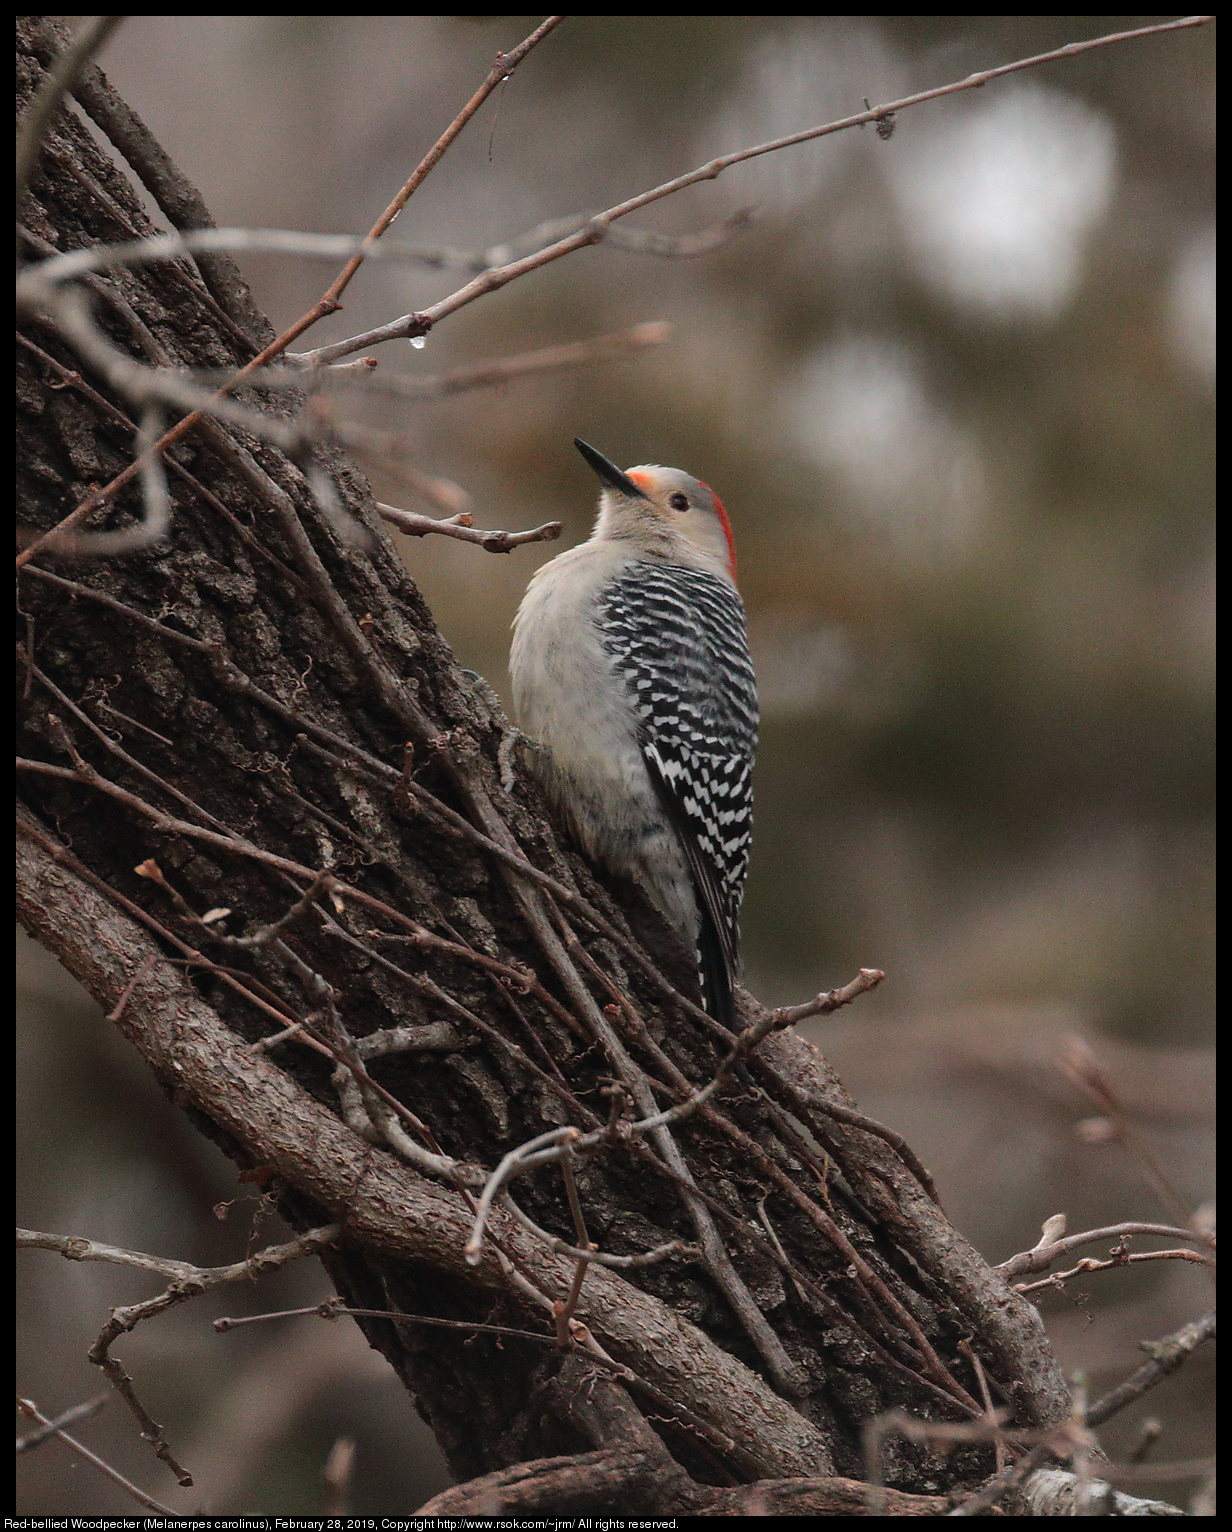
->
<box><xmin>575</xmin><ymin>437</ymin><xmax>737</xmax><ymax>584</ymax></box>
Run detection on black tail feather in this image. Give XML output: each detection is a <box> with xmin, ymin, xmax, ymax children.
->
<box><xmin>697</xmin><ymin>899</ymin><xmax>737</xmax><ymax>1029</ymax></box>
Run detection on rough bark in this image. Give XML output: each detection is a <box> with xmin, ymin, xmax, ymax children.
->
<box><xmin>17</xmin><ymin>17</ymin><xmax>1073</xmax><ymax>1511</ymax></box>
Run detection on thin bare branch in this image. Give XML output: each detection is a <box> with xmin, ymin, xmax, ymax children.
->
<box><xmin>20</xmin><ymin>1223</ymin><xmax>342</xmax><ymax>1486</ymax></box>
<box><xmin>21</xmin><ymin>710</ymin><xmax>950</xmax><ymax>1415</ymax></box>
<box><xmin>213</xmin><ymin>871</ymin><xmax>339</xmax><ymax>952</ymax></box>
<box><xmin>15</xmin><ymin>1397</ymin><xmax>175</xmax><ymax>1515</ymax></box>
<box><xmin>16</xmin><ymin>226</ymin><xmax>390</xmax><ymax>295</ymax></box>
<box><xmin>630</xmin><ymin>971</ymin><xmax>883</xmax><ymax>1135</ymax></box>
<box><xmin>465</xmin><ymin>1127</ymin><xmax>582</xmax><ymax>1263</ymax></box>
<box><xmin>602</xmin><ymin>206</ymin><xmax>760</xmax><ymax>258</ymax></box>
<box><xmin>1013</xmin><ymin>1246</ymin><xmax>1210</xmax><ymax>1295</ymax></box>
<box><xmin>346</xmin><ymin>208</ymin><xmax>757</xmax><ymax>277</ymax></box>
<box><xmin>324</xmin><ymin>320</ymin><xmax>672</xmax><ymax>398</ymax></box>
<box><xmin>771</xmin><ymin>967</ymin><xmax>888</xmax><ymax>1026</ymax></box>
<box><xmin>333</xmin><ymin>17</ymin><xmax>563</xmax><ymax>275</ymax></box>
<box><xmin>377</xmin><ymin>500</ymin><xmax>562</xmax><ymax>553</ymax></box>
<box><xmin>15</xmin><ymin>1394</ymin><xmax>109</xmax><ymax>1454</ymax></box>
<box><xmin>1008</xmin><ymin>1465</ymin><xmax>1193</xmax><ymax>1517</ymax></box>
<box><xmin>998</xmin><ymin>1216</ymin><xmax>1214</xmax><ymax>1280</ymax></box>
<box><xmin>18</xmin><ymin>1223</ymin><xmax>342</xmax><ymax>1286</ymax></box>
<box><xmin>214</xmin><ymin>1298</ymin><xmax>554</xmax><ymax>1344</ymax></box>
<box><xmin>498</xmin><ymin>1190</ymin><xmax>698</xmax><ymax>1272</ymax></box>
<box><xmin>21</xmin><ymin>19</ymin><xmax>1207</xmax><ymax>568</ymax></box>
<box><xmin>1085</xmin><ymin>1310</ymin><xmax>1216</xmax><ymax>1428</ymax></box>
<box><xmin>308</xmin><ymin>17</ymin><xmax>1214</xmax><ymax>363</ymax></box>
<box><xmin>59</xmin><ymin>404</ymin><xmax>172</xmax><ymax>557</ymax></box>
<box><xmin>15</xmin><ymin>282</ymin><xmax>306</xmax><ymax>454</ymax></box>
<box><xmin>16</xmin><ymin>16</ymin><xmax>563</xmax><ymax>568</ymax></box>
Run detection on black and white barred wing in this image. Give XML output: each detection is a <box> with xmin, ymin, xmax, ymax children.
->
<box><xmin>596</xmin><ymin>562</ymin><xmax>758</xmax><ymax>977</ymax></box>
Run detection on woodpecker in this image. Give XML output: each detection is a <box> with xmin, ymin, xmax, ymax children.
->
<box><xmin>510</xmin><ymin>438</ymin><xmax>757</xmax><ymax>1027</ymax></box>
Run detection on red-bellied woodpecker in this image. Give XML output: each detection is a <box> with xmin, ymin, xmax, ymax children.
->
<box><xmin>510</xmin><ymin>438</ymin><xmax>757</xmax><ymax>1027</ymax></box>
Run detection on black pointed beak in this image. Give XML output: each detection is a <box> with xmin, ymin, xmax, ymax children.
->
<box><xmin>574</xmin><ymin>438</ymin><xmax>648</xmax><ymax>500</ymax></box>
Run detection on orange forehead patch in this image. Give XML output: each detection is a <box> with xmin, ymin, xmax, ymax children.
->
<box><xmin>626</xmin><ymin>469</ymin><xmax>651</xmax><ymax>491</ymax></box>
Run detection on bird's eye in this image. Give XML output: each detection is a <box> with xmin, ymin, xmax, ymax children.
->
<box><xmin>668</xmin><ymin>492</ymin><xmax>689</xmax><ymax>512</ymax></box>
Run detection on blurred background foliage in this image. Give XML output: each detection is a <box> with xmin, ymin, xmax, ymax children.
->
<box><xmin>18</xmin><ymin>15</ymin><xmax>1213</xmax><ymax>1514</ymax></box>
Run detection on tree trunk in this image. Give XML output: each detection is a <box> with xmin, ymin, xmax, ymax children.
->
<box><xmin>17</xmin><ymin>17</ymin><xmax>1072</xmax><ymax>1511</ymax></box>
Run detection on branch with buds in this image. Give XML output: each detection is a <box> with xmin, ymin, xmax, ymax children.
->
<box><xmin>377</xmin><ymin>502</ymin><xmax>562</xmax><ymax>553</ymax></box>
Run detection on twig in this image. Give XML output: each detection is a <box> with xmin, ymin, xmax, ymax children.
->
<box><xmin>306</xmin><ymin>17</ymin><xmax>1215</xmax><ymax>364</ymax></box>
<box><xmin>867</xmin><ymin>1407</ymin><xmax>1096</xmax><ymax>1516</ymax></box>
<box><xmin>498</xmin><ymin>1189</ymin><xmax>697</xmax><ymax>1271</ymax></box>
<box><xmin>64</xmin><ymin>403</ymin><xmax>172</xmax><ymax>557</ymax></box>
<box><xmin>16</xmin><ymin>751</ymin><xmax>579</xmax><ymax>1048</ymax></box>
<box><xmin>558</xmin><ymin>1143</ymin><xmax>592</xmax><ymax>1254</ymax></box>
<box><xmin>337</xmin><ymin>18</ymin><xmax>563</xmax><ymax>266</ymax></box>
<box><xmin>15</xmin><ymin>1397</ymin><xmax>174</xmax><ymax>1515</ymax></box>
<box><xmin>322</xmin><ymin>1436</ymin><xmax>355</xmax><ymax>1518</ymax></box>
<box><xmin>465</xmin><ymin>1127</ymin><xmax>581</xmax><ymax>1263</ymax></box>
<box><xmin>319</xmin><ymin>209</ymin><xmax>756</xmax><ymax>281</ymax></box>
<box><xmin>25</xmin><ymin>595</ymin><xmax>936</xmax><ymax>1400</ymax></box>
<box><xmin>1007</xmin><ymin>1464</ymin><xmax>1192</xmax><ymax>1517</ymax></box>
<box><xmin>104</xmin><ymin>954</ymin><xmax>159</xmax><ymax>1025</ymax></box>
<box><xmin>30</xmin><ymin>20</ymin><xmax>1195</xmax><ymax>373</ymax></box>
<box><xmin>557</xmin><ymin>926</ymin><xmax>955</xmax><ymax>1406</ymax></box>
<box><xmin>16</xmin><ymin>335</ymin><xmax>311</xmax><ymax>587</ymax></box>
<box><xmin>18</xmin><ymin>813</ymin><xmax>335</xmax><ymax>1054</ymax></box>
<box><xmin>19</xmin><ymin>1219</ymin><xmax>339</xmax><ymax>1281</ymax></box>
<box><xmin>502</xmin><ymin>921</ymin><xmax>969</xmax><ymax>1413</ymax></box>
<box><xmin>769</xmin><ymin>968</ymin><xmax>886</xmax><ymax>1026</ymax></box>
<box><xmin>19</xmin><ymin>707</ymin><xmax>586</xmax><ymax>1069</ymax></box>
<box><xmin>686</xmin><ymin>1093</ymin><xmax>979</xmax><ymax>1413</ymax></box>
<box><xmin>17</xmin><ymin>263</ymin><xmax>357</xmax><ymax>560</ymax></box>
<box><xmin>16</xmin><ymin>15</ymin><xmax>563</xmax><ymax>568</ymax></box>
<box><xmin>601</xmin><ymin>207</ymin><xmax>760</xmax><ymax>258</ymax></box>
<box><xmin>315</xmin><ymin>915</ymin><xmax>577</xmax><ymax>1099</ymax></box>
<box><xmin>630</xmin><ymin>969</ymin><xmax>884</xmax><ymax>1134</ymax></box>
<box><xmin>307</xmin><ymin>319</ymin><xmax>671</xmax><ymax>393</ymax></box>
<box><xmin>61</xmin><ymin>28</ymin><xmax>269</xmax><ymax>345</ymax></box>
<box><xmin>377</xmin><ymin>501</ymin><xmax>562</xmax><ymax>553</ymax></box>
<box><xmin>214</xmin><ymin>1299</ymin><xmax>555</xmax><ymax>1345</ymax></box>
<box><xmin>21</xmin><ymin>285</ymin><xmax>306</xmax><ymax>451</ymax></box>
<box><xmin>1127</xmin><ymin>1417</ymin><xmax>1163</xmax><ymax>1465</ymax></box>
<box><xmin>1013</xmin><ymin>1246</ymin><xmax>1209</xmax><ymax>1296</ymax></box>
<box><xmin>18</xmin><ymin>15</ymin><xmax>1210</xmax><ymax>572</ymax></box>
<box><xmin>949</xmin><ymin>1439</ymin><xmax>1060</xmax><ymax>1517</ymax></box>
<box><xmin>216</xmin><ymin>870</ymin><xmax>339</xmax><ymax>952</ymax></box>
<box><xmin>17</xmin><ymin>1224</ymin><xmax>342</xmax><ymax>1283</ymax></box>
<box><xmin>15</xmin><ymin>1393</ymin><xmax>109</xmax><ymax>1453</ymax></box>
<box><xmin>551</xmin><ymin>1156</ymin><xmax>599</xmax><ymax>1345</ymax></box>
<box><xmin>18</xmin><ymin>226</ymin><xmax>459</xmax><ymax>292</ymax></box>
<box><xmin>6</xmin><ymin>565</ymin><xmax>1127</xmax><ymax>1247</ymax></box>
<box><xmin>1085</xmin><ymin>1310</ymin><xmax>1216</xmax><ymax>1428</ymax></box>
<box><xmin>998</xmin><ymin>1215</ymin><xmax>1214</xmax><ymax>1279</ymax></box>
<box><xmin>959</xmin><ymin>1338</ymin><xmax>1008</xmax><ymax>1472</ymax></box>
<box><xmin>19</xmin><ymin>1224</ymin><xmax>342</xmax><ymax>1485</ymax></box>
<box><xmin>242</xmin><ymin>936</ymin><xmax>474</xmax><ymax>1185</ymax></box>
<box><xmin>529</xmin><ymin>906</ymin><xmax>812</xmax><ymax>1401</ymax></box>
